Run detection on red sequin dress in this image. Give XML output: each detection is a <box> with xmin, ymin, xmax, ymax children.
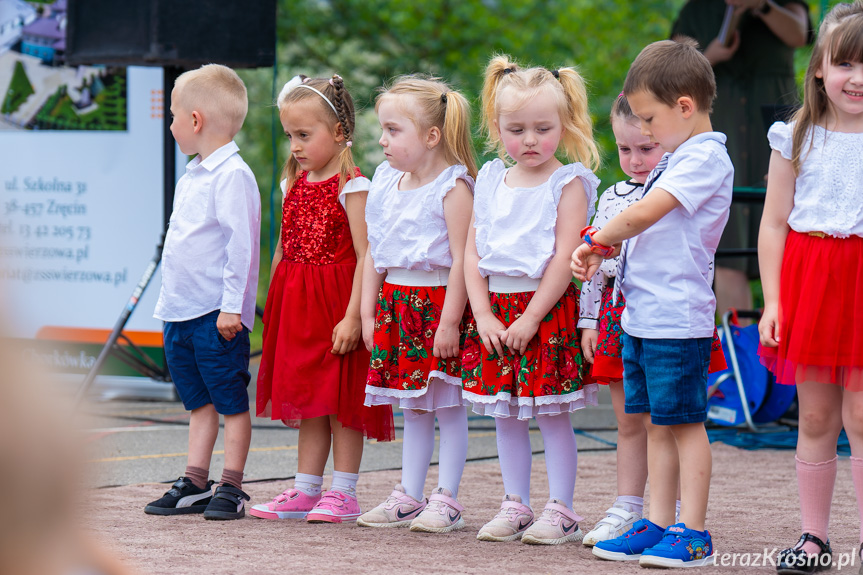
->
<box><xmin>256</xmin><ymin>170</ymin><xmax>394</xmax><ymax>441</ymax></box>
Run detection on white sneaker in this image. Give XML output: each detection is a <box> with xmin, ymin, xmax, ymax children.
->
<box><xmin>582</xmin><ymin>502</ymin><xmax>642</xmax><ymax>547</ymax></box>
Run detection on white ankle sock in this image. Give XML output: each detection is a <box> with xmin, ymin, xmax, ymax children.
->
<box><xmin>676</xmin><ymin>499</ymin><xmax>681</xmax><ymax>522</ymax></box>
<box><xmin>616</xmin><ymin>495</ymin><xmax>644</xmax><ymax>516</ymax></box>
<box><xmin>294</xmin><ymin>473</ymin><xmax>323</xmax><ymax>496</ymax></box>
<box><xmin>331</xmin><ymin>470</ymin><xmax>359</xmax><ymax>497</ymax></box>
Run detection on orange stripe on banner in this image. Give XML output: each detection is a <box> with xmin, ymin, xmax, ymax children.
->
<box><xmin>36</xmin><ymin>326</ymin><xmax>163</xmax><ymax>347</ymax></box>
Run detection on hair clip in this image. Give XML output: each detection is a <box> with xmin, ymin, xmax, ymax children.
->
<box><xmin>346</xmin><ymin>141</ymin><xmax>352</xmax><ymax>148</ymax></box>
<box><xmin>551</xmin><ymin>69</ymin><xmax>560</xmax><ymax>79</ymax></box>
<box><xmin>618</xmin><ymin>91</ymin><xmax>625</xmax><ymax>99</ymax></box>
<box><xmin>503</xmin><ymin>68</ymin><xmax>514</xmax><ymax>75</ymax></box>
<box><xmin>441</xmin><ymin>92</ymin><xmax>448</xmax><ymax>104</ymax></box>
<box><xmin>329</xmin><ymin>78</ymin><xmax>335</xmax><ymax>86</ymax></box>
<box><xmin>302</xmin><ymin>77</ymin><xmax>311</xmax><ymax>84</ymax></box>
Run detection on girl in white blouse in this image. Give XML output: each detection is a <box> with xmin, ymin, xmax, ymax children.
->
<box><xmin>758</xmin><ymin>3</ymin><xmax>863</xmax><ymax>570</ymax></box>
<box><xmin>465</xmin><ymin>55</ymin><xmax>600</xmax><ymax>545</ymax></box>
<box><xmin>357</xmin><ymin>76</ymin><xmax>477</xmax><ymax>533</ymax></box>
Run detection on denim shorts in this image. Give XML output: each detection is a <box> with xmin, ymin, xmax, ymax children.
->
<box><xmin>163</xmin><ymin>310</ymin><xmax>251</xmax><ymax>415</ymax></box>
<box><xmin>622</xmin><ymin>333</ymin><xmax>711</xmax><ymax>425</ymax></box>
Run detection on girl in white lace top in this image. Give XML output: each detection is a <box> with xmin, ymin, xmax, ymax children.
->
<box><xmin>358</xmin><ymin>76</ymin><xmax>477</xmax><ymax>533</ymax></box>
<box><xmin>464</xmin><ymin>55</ymin><xmax>600</xmax><ymax>545</ymax></box>
<box><xmin>757</xmin><ymin>2</ymin><xmax>863</xmax><ymax>567</ymax></box>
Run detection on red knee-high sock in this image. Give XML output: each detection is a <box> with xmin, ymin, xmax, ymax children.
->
<box><xmin>796</xmin><ymin>455</ymin><xmax>837</xmax><ymax>555</ymax></box>
<box><xmin>851</xmin><ymin>457</ymin><xmax>863</xmax><ymax>549</ymax></box>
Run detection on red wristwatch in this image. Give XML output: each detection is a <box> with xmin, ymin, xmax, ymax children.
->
<box><xmin>580</xmin><ymin>226</ymin><xmax>615</xmax><ymax>258</ymax></box>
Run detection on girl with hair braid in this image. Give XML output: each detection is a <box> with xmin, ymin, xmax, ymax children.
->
<box><xmin>465</xmin><ymin>55</ymin><xmax>599</xmax><ymax>545</ymax></box>
<box><xmin>356</xmin><ymin>75</ymin><xmax>477</xmax><ymax>533</ymax></box>
<box><xmin>251</xmin><ymin>74</ymin><xmax>394</xmax><ymax>524</ymax></box>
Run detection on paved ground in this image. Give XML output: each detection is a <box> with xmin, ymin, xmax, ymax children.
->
<box><xmin>80</xmin><ymin>358</ymin><xmax>620</xmax><ymax>489</ymax></box>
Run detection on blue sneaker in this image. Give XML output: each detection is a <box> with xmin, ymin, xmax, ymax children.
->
<box><xmin>639</xmin><ymin>522</ymin><xmax>715</xmax><ymax>568</ymax></box>
<box><xmin>592</xmin><ymin>518</ymin><xmax>665</xmax><ymax>561</ymax></box>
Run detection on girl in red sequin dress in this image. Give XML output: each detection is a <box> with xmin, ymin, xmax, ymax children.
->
<box><xmin>251</xmin><ymin>74</ymin><xmax>393</xmax><ymax>524</ymax></box>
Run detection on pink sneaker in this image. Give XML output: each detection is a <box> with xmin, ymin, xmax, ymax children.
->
<box><xmin>249</xmin><ymin>488</ymin><xmax>321</xmax><ymax>520</ymax></box>
<box><xmin>306</xmin><ymin>490</ymin><xmax>362</xmax><ymax>523</ymax></box>
<box><xmin>409</xmin><ymin>487</ymin><xmax>466</xmax><ymax>533</ymax></box>
<box><xmin>476</xmin><ymin>494</ymin><xmax>535</xmax><ymax>542</ymax></box>
<box><xmin>356</xmin><ymin>484</ymin><xmax>427</xmax><ymax>528</ymax></box>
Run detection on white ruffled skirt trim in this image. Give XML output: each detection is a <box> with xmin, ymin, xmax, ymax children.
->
<box><xmin>364</xmin><ymin>372</ymin><xmax>465</xmax><ymax>411</ymax></box>
<box><xmin>462</xmin><ymin>383</ymin><xmax>599</xmax><ymax>420</ymax></box>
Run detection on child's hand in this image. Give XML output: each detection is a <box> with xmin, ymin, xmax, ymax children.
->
<box><xmin>332</xmin><ymin>315</ymin><xmax>361</xmax><ymax>354</ymax></box>
<box><xmin>216</xmin><ymin>312</ymin><xmax>243</xmax><ymax>341</ymax></box>
<box><xmin>361</xmin><ymin>316</ymin><xmax>375</xmax><ymax>352</ymax></box>
<box><xmin>758</xmin><ymin>303</ymin><xmax>781</xmax><ymax>347</ymax></box>
<box><xmin>581</xmin><ymin>328</ymin><xmax>599</xmax><ymax>364</ymax></box>
<box><xmin>571</xmin><ymin>243</ymin><xmax>604</xmax><ymax>282</ymax></box>
<box><xmin>476</xmin><ymin>313</ymin><xmax>507</xmax><ymax>357</ymax></box>
<box><xmin>433</xmin><ymin>322</ymin><xmax>460</xmax><ymax>359</ymax></box>
<box><xmin>501</xmin><ymin>315</ymin><xmax>540</xmax><ymax>356</ymax></box>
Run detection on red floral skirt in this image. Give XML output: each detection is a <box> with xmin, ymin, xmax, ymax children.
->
<box><xmin>257</xmin><ymin>260</ymin><xmax>394</xmax><ymax>441</ymax></box>
<box><xmin>461</xmin><ymin>283</ymin><xmax>597</xmax><ymax>420</ymax></box>
<box><xmin>592</xmin><ymin>285</ymin><xmax>727</xmax><ymax>382</ymax></box>
<box><xmin>760</xmin><ymin>231</ymin><xmax>863</xmax><ymax>390</ymax></box>
<box><xmin>365</xmin><ymin>282</ymin><xmax>468</xmax><ymax>411</ymax></box>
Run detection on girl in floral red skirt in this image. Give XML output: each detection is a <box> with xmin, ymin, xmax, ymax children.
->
<box><xmin>464</xmin><ymin>55</ymin><xmax>600</xmax><ymax>545</ymax></box>
<box><xmin>356</xmin><ymin>76</ymin><xmax>477</xmax><ymax>533</ymax></box>
<box><xmin>758</xmin><ymin>4</ymin><xmax>863</xmax><ymax>571</ymax></box>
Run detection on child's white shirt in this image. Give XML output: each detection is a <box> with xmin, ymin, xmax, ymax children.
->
<box><xmin>366</xmin><ymin>162</ymin><xmax>474</xmax><ymax>273</ymax></box>
<box><xmin>577</xmin><ymin>180</ymin><xmax>645</xmax><ymax>330</ymax></box>
<box><xmin>154</xmin><ymin>141</ymin><xmax>261</xmax><ymax>330</ymax></box>
<box><xmin>474</xmin><ymin>158</ymin><xmax>598</xmax><ymax>279</ymax></box>
<box><xmin>768</xmin><ymin>121</ymin><xmax>863</xmax><ymax>237</ymax></box>
<box><xmin>621</xmin><ymin>132</ymin><xmax>733</xmax><ymax>339</ymax></box>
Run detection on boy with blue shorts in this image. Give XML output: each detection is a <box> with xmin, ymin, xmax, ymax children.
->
<box><xmin>146</xmin><ymin>64</ymin><xmax>261</xmax><ymax>520</ymax></box>
<box><xmin>572</xmin><ymin>39</ymin><xmax>732</xmax><ymax>568</ymax></box>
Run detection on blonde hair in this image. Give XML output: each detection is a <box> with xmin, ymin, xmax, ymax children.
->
<box><xmin>174</xmin><ymin>64</ymin><xmax>248</xmax><ymax>137</ymax></box>
<box><xmin>375</xmin><ymin>75</ymin><xmax>478</xmax><ymax>179</ymax></box>
<box><xmin>277</xmin><ymin>74</ymin><xmax>358</xmax><ymax>192</ymax></box>
<box><xmin>480</xmin><ymin>55</ymin><xmax>599</xmax><ymax>171</ymax></box>
<box><xmin>791</xmin><ymin>0</ymin><xmax>863</xmax><ymax>174</ymax></box>
<box><xmin>623</xmin><ymin>39</ymin><xmax>716</xmax><ymax>113</ymax></box>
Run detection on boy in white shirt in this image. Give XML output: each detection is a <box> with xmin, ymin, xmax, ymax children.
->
<box><xmin>146</xmin><ymin>64</ymin><xmax>261</xmax><ymax>520</ymax></box>
<box><xmin>572</xmin><ymin>39</ymin><xmax>732</xmax><ymax>568</ymax></box>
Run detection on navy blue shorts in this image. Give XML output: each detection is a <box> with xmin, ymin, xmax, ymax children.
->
<box><xmin>163</xmin><ymin>310</ymin><xmax>251</xmax><ymax>415</ymax></box>
<box><xmin>622</xmin><ymin>333</ymin><xmax>711</xmax><ymax>425</ymax></box>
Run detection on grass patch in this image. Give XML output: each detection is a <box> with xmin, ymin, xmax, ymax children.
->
<box><xmin>2</xmin><ymin>60</ymin><xmax>35</xmax><ymax>114</ymax></box>
<box><xmin>33</xmin><ymin>73</ymin><xmax>127</xmax><ymax>130</ymax></box>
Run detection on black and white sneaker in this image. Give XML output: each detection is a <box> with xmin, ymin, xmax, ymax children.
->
<box><xmin>144</xmin><ymin>477</ymin><xmax>214</xmax><ymax>516</ymax></box>
<box><xmin>203</xmin><ymin>484</ymin><xmax>250</xmax><ymax>520</ymax></box>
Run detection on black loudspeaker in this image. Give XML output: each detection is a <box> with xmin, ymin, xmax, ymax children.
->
<box><xmin>65</xmin><ymin>0</ymin><xmax>276</xmax><ymax>68</ymax></box>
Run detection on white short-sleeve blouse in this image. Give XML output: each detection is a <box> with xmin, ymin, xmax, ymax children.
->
<box><xmin>768</xmin><ymin>121</ymin><xmax>863</xmax><ymax>237</ymax></box>
<box><xmin>473</xmin><ymin>159</ymin><xmax>599</xmax><ymax>279</ymax></box>
<box><xmin>366</xmin><ymin>162</ymin><xmax>474</xmax><ymax>273</ymax></box>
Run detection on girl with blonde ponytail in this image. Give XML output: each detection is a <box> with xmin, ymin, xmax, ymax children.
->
<box><xmin>356</xmin><ymin>75</ymin><xmax>476</xmax><ymax>533</ymax></box>
<box><xmin>465</xmin><ymin>54</ymin><xmax>600</xmax><ymax>545</ymax></box>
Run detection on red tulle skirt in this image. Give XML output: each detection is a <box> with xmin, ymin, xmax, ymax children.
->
<box><xmin>760</xmin><ymin>231</ymin><xmax>863</xmax><ymax>390</ymax></box>
<box><xmin>257</xmin><ymin>260</ymin><xmax>394</xmax><ymax>441</ymax></box>
<box><xmin>592</xmin><ymin>285</ymin><xmax>727</xmax><ymax>383</ymax></box>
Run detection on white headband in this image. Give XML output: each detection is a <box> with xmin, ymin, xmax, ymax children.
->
<box><xmin>278</xmin><ymin>75</ymin><xmax>338</xmax><ymax>117</ymax></box>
